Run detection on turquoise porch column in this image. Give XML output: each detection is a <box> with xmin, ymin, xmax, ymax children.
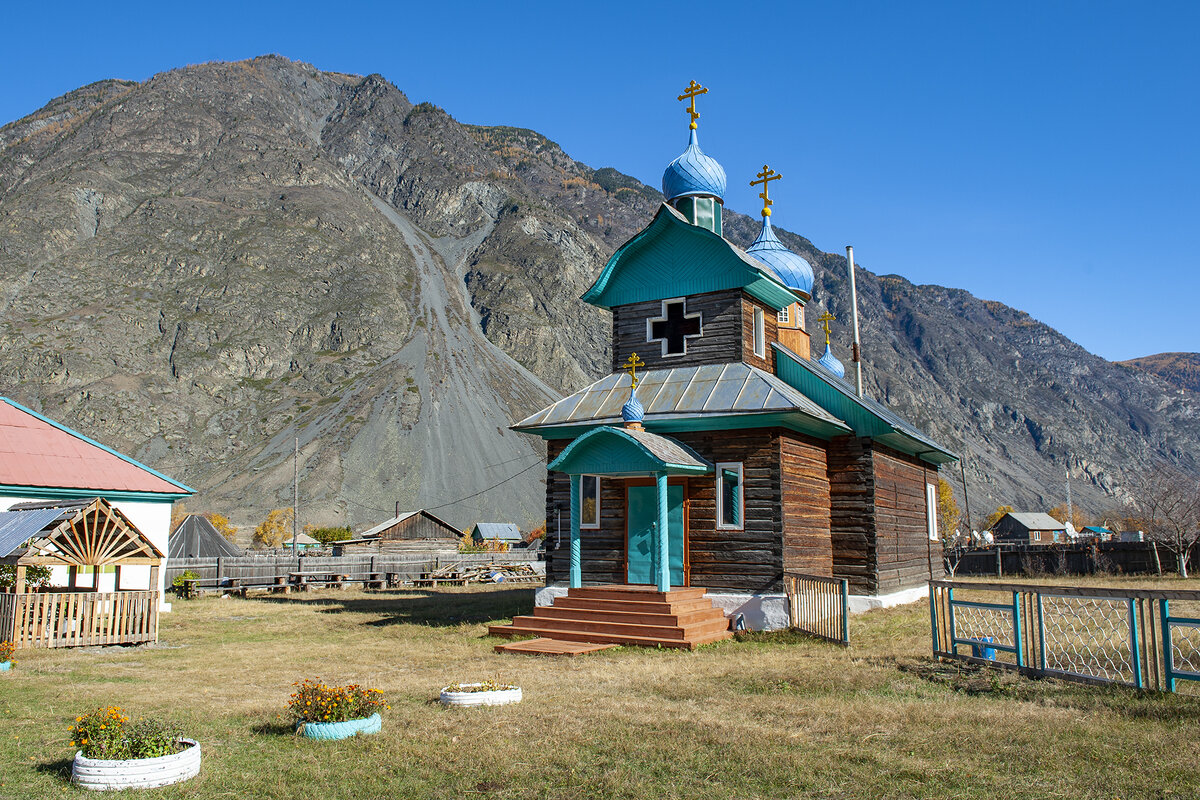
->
<box><xmin>569</xmin><ymin>473</ymin><xmax>582</xmax><ymax>588</ymax></box>
<box><xmin>655</xmin><ymin>471</ymin><xmax>670</xmax><ymax>592</ymax></box>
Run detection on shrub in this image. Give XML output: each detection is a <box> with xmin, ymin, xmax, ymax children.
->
<box><xmin>0</xmin><ymin>640</ymin><xmax>15</xmax><ymax>665</ymax></box>
<box><xmin>288</xmin><ymin>679</ymin><xmax>388</xmax><ymax>724</ymax></box>
<box><xmin>307</xmin><ymin>526</ymin><xmax>352</xmax><ymax>545</ymax></box>
<box><xmin>0</xmin><ymin>565</ymin><xmax>52</xmax><ymax>589</ymax></box>
<box><xmin>69</xmin><ymin>706</ymin><xmax>183</xmax><ymax>760</ymax></box>
<box><xmin>171</xmin><ymin>570</ymin><xmax>199</xmax><ymax>595</ymax></box>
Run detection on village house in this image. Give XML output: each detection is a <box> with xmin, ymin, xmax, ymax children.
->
<box><xmin>334</xmin><ymin>509</ymin><xmax>460</xmax><ymax>554</ymax></box>
<box><xmin>490</xmin><ymin>84</ymin><xmax>956</xmax><ymax>646</ymax></box>
<box><xmin>990</xmin><ymin>512</ymin><xmax>1069</xmax><ymax>545</ymax></box>
<box><xmin>471</xmin><ymin>522</ymin><xmax>523</xmax><ymax>548</ymax></box>
<box><xmin>0</xmin><ymin>397</ymin><xmax>192</xmax><ymax>605</ymax></box>
<box><xmin>169</xmin><ymin>515</ymin><xmax>244</xmax><ymax>559</ymax></box>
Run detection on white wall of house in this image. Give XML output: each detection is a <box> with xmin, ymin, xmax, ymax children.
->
<box><xmin>0</xmin><ymin>494</ymin><xmax>174</xmax><ymax>609</ymax></box>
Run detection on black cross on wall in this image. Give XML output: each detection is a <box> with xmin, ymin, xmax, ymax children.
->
<box><xmin>648</xmin><ymin>300</ymin><xmax>702</xmax><ymax>356</ymax></box>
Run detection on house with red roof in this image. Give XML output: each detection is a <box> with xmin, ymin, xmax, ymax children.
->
<box><xmin>0</xmin><ymin>397</ymin><xmax>193</xmax><ymax>605</ymax></box>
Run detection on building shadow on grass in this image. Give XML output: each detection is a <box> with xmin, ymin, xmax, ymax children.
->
<box><xmin>251</xmin><ymin>587</ymin><xmax>535</xmax><ymax>628</ymax></box>
<box><xmin>250</xmin><ymin>721</ymin><xmax>298</xmax><ymax>737</ymax></box>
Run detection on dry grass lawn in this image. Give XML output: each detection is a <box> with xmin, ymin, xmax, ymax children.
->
<box><xmin>1</xmin><ymin>580</ymin><xmax>1198</xmax><ymax>799</ymax></box>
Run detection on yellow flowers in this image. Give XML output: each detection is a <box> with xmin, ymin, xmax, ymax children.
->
<box><xmin>288</xmin><ymin>678</ymin><xmax>388</xmax><ymax>725</ymax></box>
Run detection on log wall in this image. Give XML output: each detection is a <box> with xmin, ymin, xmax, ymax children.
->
<box><xmin>873</xmin><ymin>445</ymin><xmax>941</xmax><ymax>592</ymax></box>
<box><xmin>611</xmin><ymin>290</ymin><xmax>743</xmax><ymax>372</ymax></box>
<box><xmin>740</xmin><ymin>295</ymin><xmax>779</xmax><ymax>373</ymax></box>
<box><xmin>780</xmin><ymin>432</ymin><xmax>833</xmax><ymax>577</ymax></box>
<box><xmin>828</xmin><ymin>435</ymin><xmax>877</xmax><ymax>593</ymax></box>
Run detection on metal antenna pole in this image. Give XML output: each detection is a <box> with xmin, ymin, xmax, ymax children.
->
<box><xmin>1065</xmin><ymin>462</ymin><xmax>1073</xmax><ymax>528</ymax></box>
<box><xmin>846</xmin><ymin>246</ymin><xmax>864</xmax><ymax>398</ymax></box>
<box><xmin>292</xmin><ymin>437</ymin><xmax>298</xmax><ymax>554</ymax></box>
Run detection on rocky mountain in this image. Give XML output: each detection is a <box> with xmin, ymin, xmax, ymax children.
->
<box><xmin>1119</xmin><ymin>353</ymin><xmax>1200</xmax><ymax>395</ymax></box>
<box><xmin>1</xmin><ymin>56</ymin><xmax>1196</xmax><ymax>536</ymax></box>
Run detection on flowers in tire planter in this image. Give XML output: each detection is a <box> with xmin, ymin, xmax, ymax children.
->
<box><xmin>289</xmin><ymin>679</ymin><xmax>388</xmax><ymax>739</ymax></box>
<box><xmin>440</xmin><ymin>680</ymin><xmax>522</xmax><ymax>707</ymax></box>
<box><xmin>69</xmin><ymin>706</ymin><xmax>183</xmax><ymax>760</ymax></box>
<box><xmin>0</xmin><ymin>640</ymin><xmax>15</xmax><ymax>670</ymax></box>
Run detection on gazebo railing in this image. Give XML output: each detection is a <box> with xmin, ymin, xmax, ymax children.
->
<box><xmin>4</xmin><ymin>590</ymin><xmax>159</xmax><ymax>649</ymax></box>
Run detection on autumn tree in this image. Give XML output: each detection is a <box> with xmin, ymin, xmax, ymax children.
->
<box><xmin>170</xmin><ymin>502</ymin><xmax>188</xmax><ymax>531</ymax></box>
<box><xmin>203</xmin><ymin>512</ymin><xmax>239</xmax><ymax>543</ymax></box>
<box><xmin>984</xmin><ymin>505</ymin><xmax>1015</xmax><ymax>531</ymax></box>
<box><xmin>253</xmin><ymin>508</ymin><xmax>295</xmax><ymax>548</ymax></box>
<box><xmin>306</xmin><ymin>525</ymin><xmax>352</xmax><ymax>545</ymax></box>
<box><xmin>1048</xmin><ymin>504</ymin><xmax>1090</xmax><ymax>530</ymax></box>
<box><xmin>1127</xmin><ymin>470</ymin><xmax>1200</xmax><ymax>578</ymax></box>
<box><xmin>937</xmin><ymin>480</ymin><xmax>961</xmax><ymax>539</ymax></box>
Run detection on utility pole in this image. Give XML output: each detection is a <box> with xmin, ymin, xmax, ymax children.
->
<box><xmin>1065</xmin><ymin>462</ymin><xmax>1073</xmax><ymax>529</ymax></box>
<box><xmin>292</xmin><ymin>437</ymin><xmax>299</xmax><ymax>554</ymax></box>
<box><xmin>845</xmin><ymin>246</ymin><xmax>864</xmax><ymax>398</ymax></box>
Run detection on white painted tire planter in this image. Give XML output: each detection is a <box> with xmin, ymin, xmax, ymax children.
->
<box><xmin>71</xmin><ymin>739</ymin><xmax>200</xmax><ymax>791</ymax></box>
<box><xmin>298</xmin><ymin>712</ymin><xmax>382</xmax><ymax>740</ymax></box>
<box><xmin>440</xmin><ymin>685</ymin><xmax>522</xmax><ymax>707</ymax></box>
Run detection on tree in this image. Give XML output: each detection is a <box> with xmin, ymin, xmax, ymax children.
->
<box><xmin>937</xmin><ymin>480</ymin><xmax>961</xmax><ymax>538</ymax></box>
<box><xmin>1048</xmin><ymin>504</ymin><xmax>1090</xmax><ymax>530</ymax></box>
<box><xmin>170</xmin><ymin>502</ymin><xmax>188</xmax><ymax>531</ymax></box>
<box><xmin>984</xmin><ymin>505</ymin><xmax>1015</xmax><ymax>531</ymax></box>
<box><xmin>1128</xmin><ymin>470</ymin><xmax>1200</xmax><ymax>578</ymax></box>
<box><xmin>306</xmin><ymin>525</ymin><xmax>352</xmax><ymax>545</ymax></box>
<box><xmin>203</xmin><ymin>512</ymin><xmax>239</xmax><ymax>543</ymax></box>
<box><xmin>253</xmin><ymin>508</ymin><xmax>295</xmax><ymax>548</ymax></box>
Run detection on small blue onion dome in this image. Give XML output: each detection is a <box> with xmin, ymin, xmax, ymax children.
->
<box><xmin>662</xmin><ymin>129</ymin><xmax>727</xmax><ymax>201</ymax></box>
<box><xmin>621</xmin><ymin>390</ymin><xmax>645</xmax><ymax>424</ymax></box>
<box><xmin>817</xmin><ymin>342</ymin><xmax>846</xmax><ymax>379</ymax></box>
<box><xmin>746</xmin><ymin>217</ymin><xmax>814</xmax><ymax>297</ymax></box>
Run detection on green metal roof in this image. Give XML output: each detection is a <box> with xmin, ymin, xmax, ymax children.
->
<box><xmin>582</xmin><ymin>204</ymin><xmax>801</xmax><ymax>312</ymax></box>
<box><xmin>548</xmin><ymin>426</ymin><xmax>712</xmax><ymax>477</ymax></box>
<box><xmin>772</xmin><ymin>343</ymin><xmax>958</xmax><ymax>465</ymax></box>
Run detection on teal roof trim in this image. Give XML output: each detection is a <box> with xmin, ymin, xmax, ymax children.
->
<box><xmin>582</xmin><ymin>204</ymin><xmax>800</xmax><ymax>311</ymax></box>
<box><xmin>1</xmin><ymin>397</ymin><xmax>194</xmax><ymax>495</ymax></box>
<box><xmin>0</xmin><ymin>484</ymin><xmax>188</xmax><ymax>503</ymax></box>
<box><xmin>548</xmin><ymin>426</ymin><xmax>712</xmax><ymax>477</ymax></box>
<box><xmin>772</xmin><ymin>343</ymin><xmax>958</xmax><ymax>465</ymax></box>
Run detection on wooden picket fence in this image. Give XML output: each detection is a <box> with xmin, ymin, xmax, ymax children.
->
<box><xmin>783</xmin><ymin>573</ymin><xmax>850</xmax><ymax>645</ymax></box>
<box><xmin>0</xmin><ymin>591</ymin><xmax>158</xmax><ymax>649</ymax></box>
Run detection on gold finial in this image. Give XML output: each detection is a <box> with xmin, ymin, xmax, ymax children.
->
<box><xmin>750</xmin><ymin>164</ymin><xmax>782</xmax><ymax>218</ymax></box>
<box><xmin>677</xmin><ymin>80</ymin><xmax>708</xmax><ymax>130</ymax></box>
<box><xmin>818</xmin><ymin>311</ymin><xmax>836</xmax><ymax>346</ymax></box>
<box><xmin>624</xmin><ymin>353</ymin><xmax>646</xmax><ymax>389</ymax></box>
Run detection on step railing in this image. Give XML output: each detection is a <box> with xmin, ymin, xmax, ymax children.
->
<box><xmin>930</xmin><ymin>579</ymin><xmax>1200</xmax><ymax>692</ymax></box>
<box><xmin>784</xmin><ymin>573</ymin><xmax>849</xmax><ymax>645</ymax></box>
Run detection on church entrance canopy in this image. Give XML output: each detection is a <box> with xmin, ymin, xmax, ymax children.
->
<box><xmin>548</xmin><ymin>426</ymin><xmax>710</xmax><ymax>592</ymax></box>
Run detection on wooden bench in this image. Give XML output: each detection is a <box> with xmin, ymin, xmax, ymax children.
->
<box><xmin>288</xmin><ymin>571</ymin><xmax>350</xmax><ymax>591</ymax></box>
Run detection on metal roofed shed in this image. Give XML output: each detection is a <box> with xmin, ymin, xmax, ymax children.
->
<box><xmin>168</xmin><ymin>515</ymin><xmax>243</xmax><ymax>559</ymax></box>
<box><xmin>471</xmin><ymin>523</ymin><xmax>523</xmax><ymax>544</ymax></box>
<box><xmin>335</xmin><ymin>510</ymin><xmax>461</xmax><ymax>554</ymax></box>
<box><xmin>513</xmin><ymin>363</ymin><xmax>850</xmax><ymax>440</ymax></box>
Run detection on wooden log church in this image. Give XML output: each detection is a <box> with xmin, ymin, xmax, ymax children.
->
<box><xmin>491</xmin><ymin>83</ymin><xmax>956</xmax><ymax>648</ymax></box>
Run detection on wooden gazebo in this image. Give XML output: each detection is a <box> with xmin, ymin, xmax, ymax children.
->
<box><xmin>0</xmin><ymin>497</ymin><xmax>162</xmax><ymax>649</ymax></box>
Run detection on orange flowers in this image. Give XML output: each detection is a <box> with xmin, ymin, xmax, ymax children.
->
<box><xmin>287</xmin><ymin>678</ymin><xmax>388</xmax><ymax>724</ymax></box>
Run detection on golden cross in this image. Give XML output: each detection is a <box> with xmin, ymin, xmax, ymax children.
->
<box><xmin>817</xmin><ymin>311</ymin><xmax>836</xmax><ymax>345</ymax></box>
<box><xmin>624</xmin><ymin>353</ymin><xmax>646</xmax><ymax>389</ymax></box>
<box><xmin>677</xmin><ymin>80</ymin><xmax>708</xmax><ymax>130</ymax></box>
<box><xmin>750</xmin><ymin>165</ymin><xmax>782</xmax><ymax>218</ymax></box>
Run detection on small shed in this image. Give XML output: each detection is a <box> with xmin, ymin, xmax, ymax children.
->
<box><xmin>169</xmin><ymin>515</ymin><xmax>243</xmax><ymax>559</ymax></box>
<box><xmin>334</xmin><ymin>510</ymin><xmax>460</xmax><ymax>555</ymax></box>
<box><xmin>1078</xmin><ymin>525</ymin><xmax>1114</xmax><ymax>543</ymax></box>
<box><xmin>471</xmin><ymin>523</ymin><xmax>523</xmax><ymax>545</ymax></box>
<box><xmin>991</xmin><ymin>512</ymin><xmax>1068</xmax><ymax>545</ymax></box>
<box><xmin>281</xmin><ymin>532</ymin><xmax>321</xmax><ymax>551</ymax></box>
<box><xmin>0</xmin><ymin>497</ymin><xmax>163</xmax><ymax>649</ymax></box>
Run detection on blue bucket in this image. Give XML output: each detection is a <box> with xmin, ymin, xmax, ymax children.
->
<box><xmin>968</xmin><ymin>636</ymin><xmax>996</xmax><ymax>660</ymax></box>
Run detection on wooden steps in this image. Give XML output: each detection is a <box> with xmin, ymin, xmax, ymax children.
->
<box><xmin>489</xmin><ymin>585</ymin><xmax>733</xmax><ymax>651</ymax></box>
<box><xmin>494</xmin><ymin>638</ymin><xmax>619</xmax><ymax>656</ymax></box>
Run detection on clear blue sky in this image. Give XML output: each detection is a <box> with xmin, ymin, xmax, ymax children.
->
<box><xmin>4</xmin><ymin>1</ymin><xmax>1196</xmax><ymax>361</ymax></box>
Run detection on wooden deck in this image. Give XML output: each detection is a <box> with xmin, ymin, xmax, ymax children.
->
<box><xmin>489</xmin><ymin>584</ymin><xmax>733</xmax><ymax>651</ymax></box>
<box><xmin>494</xmin><ymin>638</ymin><xmax>619</xmax><ymax>656</ymax></box>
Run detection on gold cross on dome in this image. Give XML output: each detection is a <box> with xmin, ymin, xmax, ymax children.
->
<box><xmin>624</xmin><ymin>353</ymin><xmax>646</xmax><ymax>389</ymax></box>
<box><xmin>677</xmin><ymin>80</ymin><xmax>708</xmax><ymax>130</ymax></box>
<box><xmin>817</xmin><ymin>311</ymin><xmax>836</xmax><ymax>345</ymax></box>
<box><xmin>750</xmin><ymin>165</ymin><xmax>782</xmax><ymax>218</ymax></box>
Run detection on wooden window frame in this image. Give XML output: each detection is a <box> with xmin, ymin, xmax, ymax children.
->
<box><xmin>716</xmin><ymin>461</ymin><xmax>744</xmax><ymax>531</ymax></box>
<box><xmin>580</xmin><ymin>474</ymin><xmax>600</xmax><ymax>530</ymax></box>
<box><xmin>753</xmin><ymin>307</ymin><xmax>766</xmax><ymax>358</ymax></box>
<box><xmin>925</xmin><ymin>482</ymin><xmax>939</xmax><ymax>541</ymax></box>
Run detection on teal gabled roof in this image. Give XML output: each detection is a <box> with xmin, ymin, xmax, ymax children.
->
<box><xmin>548</xmin><ymin>426</ymin><xmax>712</xmax><ymax>477</ymax></box>
<box><xmin>772</xmin><ymin>343</ymin><xmax>958</xmax><ymax>465</ymax></box>
<box><xmin>582</xmin><ymin>204</ymin><xmax>801</xmax><ymax>311</ymax></box>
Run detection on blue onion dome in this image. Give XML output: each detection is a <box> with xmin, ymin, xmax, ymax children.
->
<box><xmin>746</xmin><ymin>217</ymin><xmax>814</xmax><ymax>297</ymax></box>
<box><xmin>817</xmin><ymin>342</ymin><xmax>846</xmax><ymax>379</ymax></box>
<box><xmin>662</xmin><ymin>129</ymin><xmax>727</xmax><ymax>201</ymax></box>
<box><xmin>621</xmin><ymin>390</ymin><xmax>645</xmax><ymax>424</ymax></box>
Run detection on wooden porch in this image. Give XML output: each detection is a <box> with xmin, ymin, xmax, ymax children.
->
<box><xmin>490</xmin><ymin>584</ymin><xmax>733</xmax><ymax>651</ymax></box>
<box><xmin>0</xmin><ymin>589</ymin><xmax>158</xmax><ymax>648</ymax></box>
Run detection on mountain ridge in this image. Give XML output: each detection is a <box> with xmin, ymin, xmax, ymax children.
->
<box><xmin>1</xmin><ymin>55</ymin><xmax>1195</xmax><ymax>535</ymax></box>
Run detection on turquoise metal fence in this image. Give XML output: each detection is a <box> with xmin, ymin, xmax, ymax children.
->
<box><xmin>930</xmin><ymin>579</ymin><xmax>1200</xmax><ymax>692</ymax></box>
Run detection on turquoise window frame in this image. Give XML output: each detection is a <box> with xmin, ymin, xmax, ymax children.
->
<box><xmin>580</xmin><ymin>475</ymin><xmax>600</xmax><ymax>529</ymax></box>
<box><xmin>716</xmin><ymin>462</ymin><xmax>743</xmax><ymax>530</ymax></box>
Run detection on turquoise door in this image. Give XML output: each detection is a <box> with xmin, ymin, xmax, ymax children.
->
<box><xmin>626</xmin><ymin>484</ymin><xmax>686</xmax><ymax>586</ymax></box>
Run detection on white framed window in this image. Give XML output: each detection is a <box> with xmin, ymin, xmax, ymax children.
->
<box><xmin>925</xmin><ymin>483</ymin><xmax>939</xmax><ymax>541</ymax></box>
<box><xmin>777</xmin><ymin>305</ymin><xmax>791</xmax><ymax>325</ymax></box>
<box><xmin>1033</xmin><ymin>531</ymin><xmax>1041</xmax><ymax>542</ymax></box>
<box><xmin>580</xmin><ymin>475</ymin><xmax>600</xmax><ymax>529</ymax></box>
<box><xmin>716</xmin><ymin>462</ymin><xmax>744</xmax><ymax>530</ymax></box>
<box><xmin>646</xmin><ymin>297</ymin><xmax>703</xmax><ymax>357</ymax></box>
<box><xmin>753</xmin><ymin>307</ymin><xmax>765</xmax><ymax>358</ymax></box>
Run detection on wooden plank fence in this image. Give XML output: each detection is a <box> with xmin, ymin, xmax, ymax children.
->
<box><xmin>784</xmin><ymin>572</ymin><xmax>850</xmax><ymax>645</ymax></box>
<box><xmin>2</xmin><ymin>591</ymin><xmax>158</xmax><ymax>649</ymax></box>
